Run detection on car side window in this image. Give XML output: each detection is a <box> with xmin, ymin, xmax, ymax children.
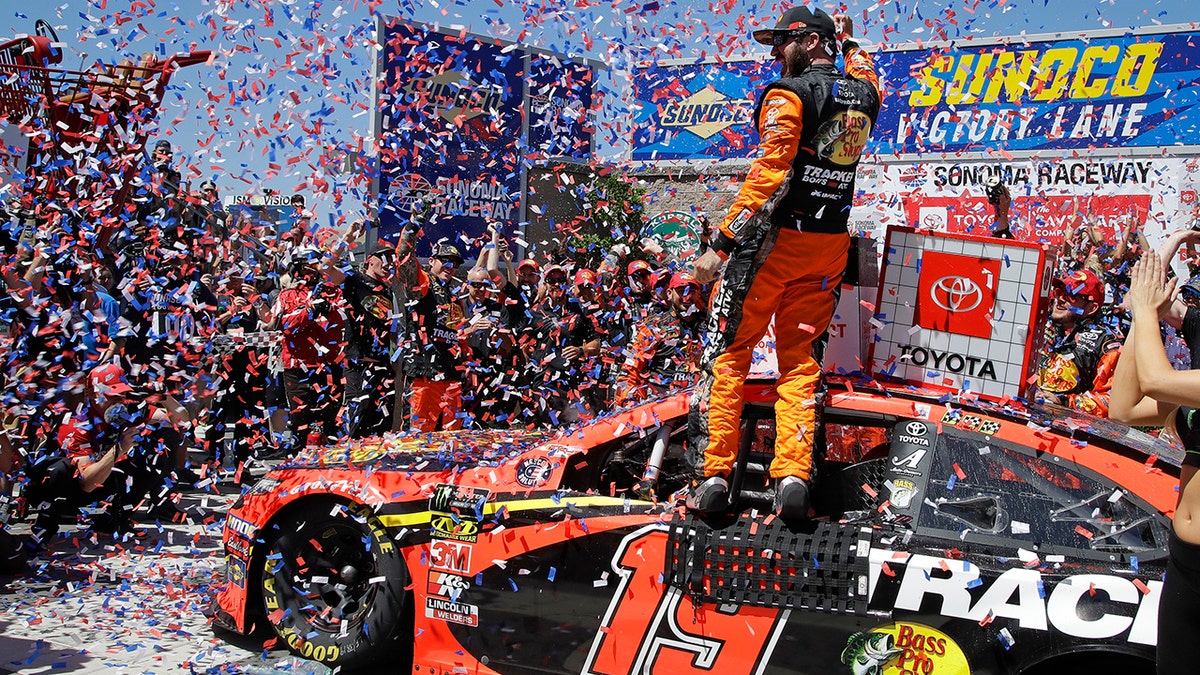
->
<box><xmin>920</xmin><ymin>429</ymin><xmax>1169</xmax><ymax>560</ymax></box>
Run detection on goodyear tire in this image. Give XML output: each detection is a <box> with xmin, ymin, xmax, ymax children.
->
<box><xmin>259</xmin><ymin>500</ymin><xmax>409</xmax><ymax>669</ymax></box>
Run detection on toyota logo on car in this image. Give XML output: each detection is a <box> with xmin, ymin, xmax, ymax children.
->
<box><xmin>930</xmin><ymin>275</ymin><xmax>984</xmax><ymax>313</ymax></box>
<box><xmin>905</xmin><ymin>422</ymin><xmax>927</xmax><ymax>436</ymax></box>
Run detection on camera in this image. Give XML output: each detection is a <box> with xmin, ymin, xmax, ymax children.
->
<box><xmin>985</xmin><ymin>176</ymin><xmax>1008</xmax><ymax>205</ymax></box>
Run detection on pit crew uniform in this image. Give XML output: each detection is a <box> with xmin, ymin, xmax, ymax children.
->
<box><xmin>402</xmin><ymin>268</ymin><xmax>465</xmax><ymax>432</ymax></box>
<box><xmin>689</xmin><ymin>39</ymin><xmax>881</xmax><ymax>487</ymax></box>
<box><xmin>1037</xmin><ymin>315</ymin><xmax>1121</xmax><ymax>417</ymax></box>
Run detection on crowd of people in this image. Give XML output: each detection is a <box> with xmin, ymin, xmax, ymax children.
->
<box><xmin>0</xmin><ymin>135</ymin><xmax>714</xmax><ymax>558</ymax></box>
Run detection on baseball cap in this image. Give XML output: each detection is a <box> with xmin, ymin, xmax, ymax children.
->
<box><xmin>1053</xmin><ymin>269</ymin><xmax>1104</xmax><ymax>304</ymax></box>
<box><xmin>154</xmin><ymin>139</ymin><xmax>172</xmax><ymax>153</ymax></box>
<box><xmin>432</xmin><ymin>243</ymin><xmax>463</xmax><ymax>264</ymax></box>
<box><xmin>628</xmin><ymin>260</ymin><xmax>652</xmax><ymax>276</ymax></box>
<box><xmin>90</xmin><ymin>363</ymin><xmax>133</xmax><ymax>397</ymax></box>
<box><xmin>669</xmin><ymin>271</ymin><xmax>701</xmax><ymax>290</ymax></box>
<box><xmin>752</xmin><ymin>6</ymin><xmax>837</xmax><ymax>44</ymax></box>
<box><xmin>543</xmin><ymin>264</ymin><xmax>566</xmax><ymax>280</ymax></box>
<box><xmin>517</xmin><ymin>259</ymin><xmax>540</xmax><ymax>273</ymax></box>
<box><xmin>574</xmin><ymin>268</ymin><xmax>599</xmax><ymax>287</ymax></box>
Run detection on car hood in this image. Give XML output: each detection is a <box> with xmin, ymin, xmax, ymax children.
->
<box><xmin>285</xmin><ymin>429</ymin><xmax>556</xmax><ymax>473</ymax></box>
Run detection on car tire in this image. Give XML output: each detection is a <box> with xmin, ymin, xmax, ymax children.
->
<box><xmin>259</xmin><ymin>500</ymin><xmax>410</xmax><ymax>669</ymax></box>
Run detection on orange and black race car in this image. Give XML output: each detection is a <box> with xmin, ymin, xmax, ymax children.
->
<box><xmin>212</xmin><ymin>376</ymin><xmax>1176</xmax><ymax>675</ymax></box>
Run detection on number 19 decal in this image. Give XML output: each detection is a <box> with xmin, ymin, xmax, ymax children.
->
<box><xmin>583</xmin><ymin>525</ymin><xmax>788</xmax><ymax>675</ymax></box>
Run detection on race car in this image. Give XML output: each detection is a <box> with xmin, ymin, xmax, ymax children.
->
<box><xmin>212</xmin><ymin>376</ymin><xmax>1176</xmax><ymax>674</ymax></box>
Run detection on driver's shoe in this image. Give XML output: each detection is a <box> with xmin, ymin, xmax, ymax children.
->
<box><xmin>686</xmin><ymin>476</ymin><xmax>730</xmax><ymax>514</ymax></box>
<box><xmin>774</xmin><ymin>476</ymin><xmax>811</xmax><ymax>520</ymax></box>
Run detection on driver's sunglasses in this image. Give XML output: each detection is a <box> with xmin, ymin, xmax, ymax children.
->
<box><xmin>435</xmin><ymin>257</ymin><xmax>458</xmax><ymax>268</ymax></box>
<box><xmin>771</xmin><ymin>30</ymin><xmax>812</xmax><ymax>47</ymax></box>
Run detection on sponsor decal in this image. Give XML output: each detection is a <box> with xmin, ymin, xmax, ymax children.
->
<box><xmin>899</xmin><ymin>346</ymin><xmax>999</xmax><ymax>380</ymax></box>
<box><xmin>918</xmin><ymin>251</ymin><xmax>1001</xmax><ymax>339</ymax></box>
<box><xmin>978</xmin><ymin>420</ymin><xmax>1001</xmax><ymax>435</ymax></box>
<box><xmin>425</xmin><ymin>596</ymin><xmax>479</xmax><ymax>627</ymax></box>
<box><xmin>904</xmin><ymin>422</ymin><xmax>927</xmax><ymax>437</ymax></box>
<box><xmin>868</xmin><ymin>550</ymin><xmax>1160</xmax><ymax>646</ymax></box>
<box><xmin>658</xmin><ymin>86</ymin><xmax>754</xmax><ymax>139</ymax></box>
<box><xmin>645</xmin><ymin>211</ymin><xmax>704</xmax><ymax>262</ymax></box>
<box><xmin>814</xmin><ymin>109</ymin><xmax>873</xmax><ymax>166</ymax></box>
<box><xmin>225</xmin><ymin>515</ymin><xmax>256</xmax><ymax>540</ymax></box>
<box><xmin>516</xmin><ymin>457</ymin><xmax>554</xmax><ymax>488</ymax></box>
<box><xmin>429</xmin><ymin>540</ymin><xmax>473</xmax><ymax>575</ymax></box>
<box><xmin>429</xmin><ymin>484</ymin><xmax>489</xmax><ymax>542</ymax></box>
<box><xmin>227</xmin><ymin>555</ymin><xmax>247</xmax><ymax>589</ymax></box>
<box><xmin>887</xmin><ymin>479</ymin><xmax>918</xmax><ymax>509</ymax></box>
<box><xmin>427</xmin><ymin>571</ymin><xmax>472</xmax><ymax>600</ymax></box>
<box><xmin>585</xmin><ymin>525</ymin><xmax>788</xmax><ymax>675</ymax></box>
<box><xmin>226</xmin><ymin>535</ymin><xmax>250</xmax><ymax>560</ymax></box>
<box><xmin>843</xmin><ymin>623</ymin><xmax>969</xmax><ymax>675</ymax></box>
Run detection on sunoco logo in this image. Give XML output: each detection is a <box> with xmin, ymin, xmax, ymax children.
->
<box><xmin>406</xmin><ymin>68</ymin><xmax>505</xmax><ymax>124</ymax></box>
<box><xmin>930</xmin><ymin>275</ymin><xmax>984</xmax><ymax>313</ymax></box>
<box><xmin>659</xmin><ymin>87</ymin><xmax>753</xmax><ymax>139</ymax></box>
<box><xmin>904</xmin><ymin>422</ymin><xmax>927</xmax><ymax>437</ymax></box>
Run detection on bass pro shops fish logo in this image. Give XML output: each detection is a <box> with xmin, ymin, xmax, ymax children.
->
<box><xmin>841</xmin><ymin>631</ymin><xmax>902</xmax><ymax>675</ymax></box>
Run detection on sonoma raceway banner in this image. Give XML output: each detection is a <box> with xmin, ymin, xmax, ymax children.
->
<box><xmin>847</xmin><ymin>155</ymin><xmax>1200</xmax><ymax>255</ymax></box>
<box><xmin>375</xmin><ymin>18</ymin><xmax>595</xmax><ymax>255</ymax></box>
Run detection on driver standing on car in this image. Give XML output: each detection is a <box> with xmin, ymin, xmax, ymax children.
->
<box><xmin>689</xmin><ymin>7</ymin><xmax>881</xmax><ymax>519</ymax></box>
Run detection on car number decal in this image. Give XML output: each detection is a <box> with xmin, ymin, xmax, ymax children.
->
<box><xmin>584</xmin><ymin>525</ymin><xmax>788</xmax><ymax>675</ymax></box>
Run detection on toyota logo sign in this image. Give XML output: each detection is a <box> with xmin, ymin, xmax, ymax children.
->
<box><xmin>930</xmin><ymin>275</ymin><xmax>984</xmax><ymax>313</ymax></box>
<box><xmin>905</xmin><ymin>422</ymin><xmax>927</xmax><ymax>436</ymax></box>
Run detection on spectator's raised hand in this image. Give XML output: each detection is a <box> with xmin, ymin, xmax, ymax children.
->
<box><xmin>1128</xmin><ymin>251</ymin><xmax>1177</xmax><ymax>322</ymax></box>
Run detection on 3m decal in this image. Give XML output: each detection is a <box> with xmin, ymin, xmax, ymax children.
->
<box><xmin>842</xmin><ymin>623</ymin><xmax>969</xmax><ymax>674</ymax></box>
<box><xmin>429</xmin><ymin>540</ymin><xmax>473</xmax><ymax>575</ymax></box>
<box><xmin>868</xmin><ymin>550</ymin><xmax>1160</xmax><ymax>646</ymax></box>
<box><xmin>425</xmin><ymin>596</ymin><xmax>479</xmax><ymax>627</ymax></box>
<box><xmin>429</xmin><ymin>484</ymin><xmax>489</xmax><ymax>542</ymax></box>
<box><xmin>583</xmin><ymin>525</ymin><xmax>788</xmax><ymax>675</ymax></box>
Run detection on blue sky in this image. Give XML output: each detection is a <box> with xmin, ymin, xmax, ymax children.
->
<box><xmin>1</xmin><ymin>0</ymin><xmax>1192</xmax><ymax>228</ymax></box>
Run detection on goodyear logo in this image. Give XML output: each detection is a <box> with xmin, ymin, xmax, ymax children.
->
<box><xmin>659</xmin><ymin>86</ymin><xmax>753</xmax><ymax>139</ymax></box>
<box><xmin>405</xmin><ymin>69</ymin><xmax>505</xmax><ymax>124</ymax></box>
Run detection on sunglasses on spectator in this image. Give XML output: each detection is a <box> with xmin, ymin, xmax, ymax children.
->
<box><xmin>469</xmin><ymin>281</ymin><xmax>494</xmax><ymax>290</ymax></box>
<box><xmin>545</xmin><ymin>275</ymin><xmax>568</xmax><ymax>285</ymax></box>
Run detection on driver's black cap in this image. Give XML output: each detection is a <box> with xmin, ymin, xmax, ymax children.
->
<box><xmin>752</xmin><ymin>6</ymin><xmax>837</xmax><ymax>44</ymax></box>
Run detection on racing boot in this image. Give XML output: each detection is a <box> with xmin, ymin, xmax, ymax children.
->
<box><xmin>774</xmin><ymin>475</ymin><xmax>811</xmax><ymax>521</ymax></box>
<box><xmin>686</xmin><ymin>476</ymin><xmax>730</xmax><ymax>514</ymax></box>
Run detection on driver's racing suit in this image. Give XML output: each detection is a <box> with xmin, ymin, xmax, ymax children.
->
<box><xmin>690</xmin><ymin>47</ymin><xmax>882</xmax><ymax>482</ymax></box>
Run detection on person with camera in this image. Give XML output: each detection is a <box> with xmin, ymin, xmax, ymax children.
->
<box><xmin>984</xmin><ymin>177</ymin><xmax>1015</xmax><ymax>239</ymax></box>
<box><xmin>22</xmin><ymin>363</ymin><xmax>190</xmax><ymax>551</ymax></box>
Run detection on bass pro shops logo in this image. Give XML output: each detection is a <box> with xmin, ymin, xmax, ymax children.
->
<box><xmin>916</xmin><ymin>250</ymin><xmax>1002</xmax><ymax>339</ymax></box>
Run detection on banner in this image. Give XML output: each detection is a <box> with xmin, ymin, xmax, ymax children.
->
<box><xmin>849</xmin><ymin>156</ymin><xmax>1199</xmax><ymax>252</ymax></box>
<box><xmin>527</xmin><ymin>55</ymin><xmax>595</xmax><ymax>161</ymax></box>
<box><xmin>375</xmin><ymin>19</ymin><xmax>596</xmax><ymax>255</ymax></box>
<box><xmin>874</xmin><ymin>27</ymin><xmax>1200</xmax><ymax>157</ymax></box>
<box><xmin>630</xmin><ymin>60</ymin><xmax>767</xmax><ymax>161</ymax></box>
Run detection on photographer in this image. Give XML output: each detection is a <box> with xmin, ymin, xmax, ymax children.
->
<box><xmin>22</xmin><ymin>363</ymin><xmax>189</xmax><ymax>550</ymax></box>
<box><xmin>985</xmin><ymin>177</ymin><xmax>1015</xmax><ymax>239</ymax></box>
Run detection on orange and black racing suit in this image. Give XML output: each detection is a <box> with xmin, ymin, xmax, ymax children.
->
<box><xmin>689</xmin><ymin>47</ymin><xmax>882</xmax><ymax>482</ymax></box>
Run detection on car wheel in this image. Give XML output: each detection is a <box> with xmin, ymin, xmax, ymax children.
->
<box><xmin>259</xmin><ymin>500</ymin><xmax>410</xmax><ymax>669</ymax></box>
